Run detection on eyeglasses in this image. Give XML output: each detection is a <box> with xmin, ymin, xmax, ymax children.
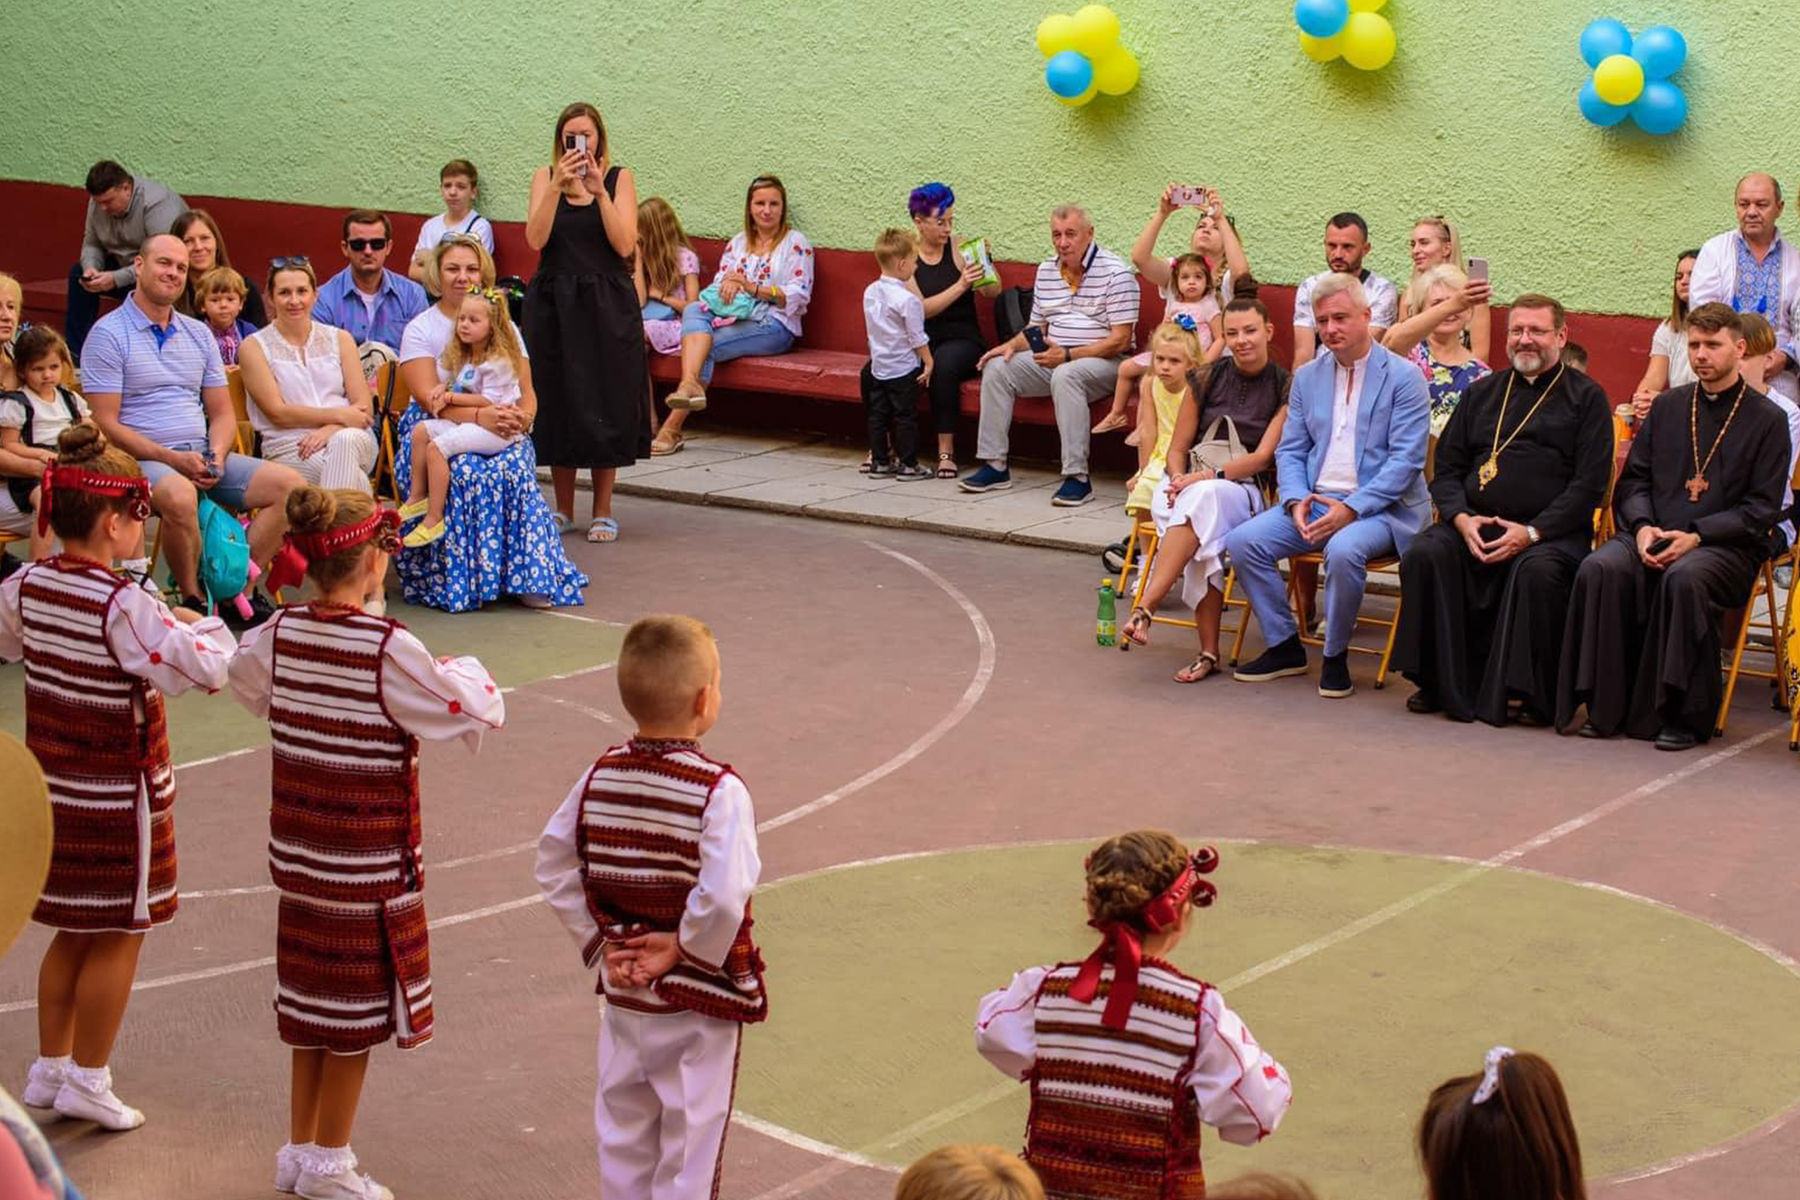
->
<box><xmin>346</xmin><ymin>238</ymin><xmax>388</xmax><ymax>252</ymax></box>
<box><xmin>269</xmin><ymin>256</ymin><xmax>311</xmax><ymax>270</ymax></box>
<box><xmin>439</xmin><ymin>232</ymin><xmax>483</xmax><ymax>247</ymax></box>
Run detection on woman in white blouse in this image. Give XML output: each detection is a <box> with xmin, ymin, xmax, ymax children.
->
<box><xmin>656</xmin><ymin>174</ymin><xmax>814</xmax><ymax>450</ymax></box>
<box><xmin>237</xmin><ymin>259</ymin><xmax>377</xmax><ymax>492</ymax></box>
<box><xmin>1629</xmin><ymin>248</ymin><xmax>1700</xmax><ymax>419</ymax></box>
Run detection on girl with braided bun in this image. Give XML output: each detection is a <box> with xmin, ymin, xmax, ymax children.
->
<box><xmin>227</xmin><ymin>484</ymin><xmax>505</xmax><ymax>1200</ymax></box>
<box><xmin>975</xmin><ymin>831</ymin><xmax>1291</xmax><ymax>1200</ymax></box>
<box><xmin>3</xmin><ymin>423</ymin><xmax>234</xmax><ymax>1132</ymax></box>
<box><xmin>1417</xmin><ymin>1047</ymin><xmax>1586</xmax><ymax>1200</ymax></box>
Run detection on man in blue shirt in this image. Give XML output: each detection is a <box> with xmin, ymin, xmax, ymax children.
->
<box><xmin>311</xmin><ymin>210</ymin><xmax>428</xmax><ymax>352</ymax></box>
<box><xmin>84</xmin><ymin>234</ymin><xmax>302</xmax><ymax>623</ymax></box>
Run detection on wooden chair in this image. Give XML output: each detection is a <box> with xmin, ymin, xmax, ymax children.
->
<box><xmin>224</xmin><ymin>366</ymin><xmax>254</xmax><ymax>456</ymax></box>
<box><xmin>370</xmin><ymin>360</ymin><xmax>410</xmax><ymax>502</ymax></box>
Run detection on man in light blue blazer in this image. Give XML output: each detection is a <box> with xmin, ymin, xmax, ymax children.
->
<box><xmin>1224</xmin><ymin>273</ymin><xmax>1431</xmax><ymax>698</ymax></box>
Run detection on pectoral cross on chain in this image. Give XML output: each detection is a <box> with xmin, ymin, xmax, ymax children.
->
<box><xmin>1686</xmin><ymin>475</ymin><xmax>1709</xmax><ymax>503</ymax></box>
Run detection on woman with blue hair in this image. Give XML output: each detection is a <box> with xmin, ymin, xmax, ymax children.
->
<box><xmin>892</xmin><ymin>182</ymin><xmax>998</xmax><ymax>477</ymax></box>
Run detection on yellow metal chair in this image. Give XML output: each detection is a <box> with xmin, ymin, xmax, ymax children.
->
<box><xmin>1284</xmin><ymin>550</ymin><xmax>1402</xmax><ymax>687</ymax></box>
<box><xmin>1716</xmin><ymin>454</ymin><xmax>1800</xmax><ymax>737</ymax></box>
<box><xmin>1116</xmin><ymin>515</ymin><xmax>1253</xmax><ymax>661</ymax></box>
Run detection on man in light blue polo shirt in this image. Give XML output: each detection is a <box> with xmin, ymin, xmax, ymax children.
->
<box><xmin>312</xmin><ymin>210</ymin><xmax>428</xmax><ymax>352</ymax></box>
<box><xmin>83</xmin><ymin>234</ymin><xmax>302</xmax><ymax>622</ymax></box>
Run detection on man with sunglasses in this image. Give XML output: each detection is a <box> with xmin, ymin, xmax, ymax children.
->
<box><xmin>312</xmin><ymin>210</ymin><xmax>427</xmax><ymax>353</ymax></box>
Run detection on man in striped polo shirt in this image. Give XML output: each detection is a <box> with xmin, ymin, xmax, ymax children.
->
<box><xmin>962</xmin><ymin>205</ymin><xmax>1138</xmax><ymax>506</ymax></box>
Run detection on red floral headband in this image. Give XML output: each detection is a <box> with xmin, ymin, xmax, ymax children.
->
<box><xmin>36</xmin><ymin>465</ymin><xmax>152</xmax><ymax>537</ymax></box>
<box><xmin>1069</xmin><ymin>845</ymin><xmax>1219</xmax><ymax>1030</ymax></box>
<box><xmin>266</xmin><ymin>508</ymin><xmax>400</xmax><ymax>595</ymax></box>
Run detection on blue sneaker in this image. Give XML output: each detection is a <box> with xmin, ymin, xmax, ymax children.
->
<box><xmin>959</xmin><ymin>464</ymin><xmax>1012</xmax><ymax>493</ymax></box>
<box><xmin>1051</xmin><ymin>476</ymin><xmax>1094</xmax><ymax>507</ymax></box>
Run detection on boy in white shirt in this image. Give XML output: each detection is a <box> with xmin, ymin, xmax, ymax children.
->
<box><xmin>408</xmin><ymin>159</ymin><xmax>496</xmax><ymax>284</ymax></box>
<box><xmin>861</xmin><ymin>229</ymin><xmax>935</xmax><ymax>479</ymax></box>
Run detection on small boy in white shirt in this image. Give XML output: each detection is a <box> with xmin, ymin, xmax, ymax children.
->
<box><xmin>861</xmin><ymin>229</ymin><xmax>934</xmax><ymax>479</ymax></box>
<box><xmin>408</xmin><ymin>159</ymin><xmax>496</xmax><ymax>284</ymax></box>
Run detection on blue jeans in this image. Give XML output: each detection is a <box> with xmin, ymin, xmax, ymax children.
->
<box><xmin>679</xmin><ymin>307</ymin><xmax>795</xmax><ymax>383</ymax></box>
<box><xmin>1224</xmin><ymin>498</ymin><xmax>1396</xmax><ymax>658</ymax></box>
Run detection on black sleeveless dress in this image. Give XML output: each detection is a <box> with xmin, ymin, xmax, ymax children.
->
<box><xmin>525</xmin><ymin>168</ymin><xmax>651</xmax><ymax>469</ymax></box>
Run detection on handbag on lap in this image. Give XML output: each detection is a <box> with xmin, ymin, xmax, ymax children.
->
<box><xmin>1188</xmin><ymin>415</ymin><xmax>1247</xmax><ymax>476</ymax></box>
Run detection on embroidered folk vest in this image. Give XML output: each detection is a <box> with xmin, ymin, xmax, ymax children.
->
<box><xmin>1025</xmin><ymin>959</ymin><xmax>1209</xmax><ymax>1200</ymax></box>
<box><xmin>578</xmin><ymin>739</ymin><xmax>767</xmax><ymax>1023</ymax></box>
<box><xmin>266</xmin><ymin>606</ymin><xmax>422</xmax><ymax>903</ymax></box>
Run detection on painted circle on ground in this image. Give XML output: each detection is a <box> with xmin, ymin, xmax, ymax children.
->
<box><xmin>737</xmin><ymin>841</ymin><xmax>1800</xmax><ymax>1195</ymax></box>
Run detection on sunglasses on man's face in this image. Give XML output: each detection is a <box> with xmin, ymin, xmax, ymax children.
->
<box><xmin>347</xmin><ymin>238</ymin><xmax>388</xmax><ymax>252</ymax></box>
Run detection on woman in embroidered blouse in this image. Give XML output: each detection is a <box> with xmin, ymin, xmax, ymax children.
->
<box><xmin>656</xmin><ymin>175</ymin><xmax>814</xmax><ymax>449</ymax></box>
<box><xmin>237</xmin><ymin>260</ymin><xmax>378</xmax><ymax>495</ymax></box>
<box><xmin>1382</xmin><ymin>263</ymin><xmax>1492</xmax><ymax>438</ymax></box>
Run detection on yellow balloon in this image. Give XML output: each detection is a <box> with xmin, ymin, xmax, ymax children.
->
<box><xmin>1340</xmin><ymin>12</ymin><xmax>1396</xmax><ymax>70</ymax></box>
<box><xmin>1091</xmin><ymin>45</ymin><xmax>1140</xmax><ymax>95</ymax></box>
<box><xmin>1068</xmin><ymin>4</ymin><xmax>1121</xmax><ymax>58</ymax></box>
<box><xmin>1592</xmin><ymin>53</ymin><xmax>1645</xmax><ymax>106</ymax></box>
<box><xmin>1055</xmin><ymin>83</ymin><xmax>1099</xmax><ymax>107</ymax></box>
<box><xmin>1299</xmin><ymin>29</ymin><xmax>1344</xmax><ymax>62</ymax></box>
<box><xmin>1348</xmin><ymin>0</ymin><xmax>1386</xmax><ymax>10</ymax></box>
<box><xmin>1036</xmin><ymin>13</ymin><xmax>1077</xmax><ymax>57</ymax></box>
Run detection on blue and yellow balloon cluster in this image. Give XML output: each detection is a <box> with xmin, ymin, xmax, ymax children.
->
<box><xmin>1037</xmin><ymin>5</ymin><xmax>1139</xmax><ymax>106</ymax></box>
<box><xmin>1293</xmin><ymin>0</ymin><xmax>1396</xmax><ymax>71</ymax></box>
<box><xmin>1578</xmin><ymin>18</ymin><xmax>1689</xmax><ymax>135</ymax></box>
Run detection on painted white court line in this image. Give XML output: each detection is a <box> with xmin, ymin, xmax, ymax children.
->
<box><xmin>523</xmin><ymin>690</ymin><xmax>618</xmax><ymax>725</ymax></box>
<box><xmin>757</xmin><ymin>541</ymin><xmax>996</xmax><ymax>834</ymax></box>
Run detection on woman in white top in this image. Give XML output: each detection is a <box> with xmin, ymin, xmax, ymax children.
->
<box><xmin>1630</xmin><ymin>248</ymin><xmax>1700</xmax><ymax>419</ymax></box>
<box><xmin>237</xmin><ymin>259</ymin><xmax>377</xmax><ymax>494</ymax></box>
<box><xmin>657</xmin><ymin>175</ymin><xmax>814</xmax><ymax>446</ymax></box>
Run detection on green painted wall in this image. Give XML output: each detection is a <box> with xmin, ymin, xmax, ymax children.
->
<box><xmin>3</xmin><ymin>2</ymin><xmax>1794</xmax><ymax>315</ymax></box>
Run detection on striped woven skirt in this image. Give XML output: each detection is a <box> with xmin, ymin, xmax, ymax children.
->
<box><xmin>33</xmin><ymin>769</ymin><xmax>177</xmax><ymax>933</ymax></box>
<box><xmin>275</xmin><ymin>890</ymin><xmax>434</xmax><ymax>1053</ymax></box>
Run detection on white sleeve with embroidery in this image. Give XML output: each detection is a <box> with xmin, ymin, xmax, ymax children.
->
<box><xmin>535</xmin><ymin>770</ymin><xmax>604</xmax><ymax>968</ymax></box>
<box><xmin>225</xmin><ymin>617</ymin><xmax>277</xmax><ymax>717</ymax></box>
<box><xmin>108</xmin><ymin>586</ymin><xmax>235</xmax><ymax>694</ymax></box>
<box><xmin>975</xmin><ymin>966</ymin><xmax>1049</xmax><ymax>1081</ymax></box>
<box><xmin>677</xmin><ymin>773</ymin><xmax>760</xmax><ymax>971</ymax></box>
<box><xmin>1188</xmin><ymin>988</ymin><xmax>1292</xmax><ymax>1145</ymax></box>
<box><xmin>379</xmin><ymin>627</ymin><xmax>505</xmax><ymax>749</ymax></box>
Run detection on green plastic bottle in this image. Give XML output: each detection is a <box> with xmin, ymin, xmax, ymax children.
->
<box><xmin>1096</xmin><ymin>579</ymin><xmax>1118</xmax><ymax>647</ymax></box>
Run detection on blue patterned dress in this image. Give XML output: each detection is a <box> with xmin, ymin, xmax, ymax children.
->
<box><xmin>1409</xmin><ymin>343</ymin><xmax>1492</xmax><ymax>437</ymax></box>
<box><xmin>394</xmin><ymin>401</ymin><xmax>588</xmax><ymax>611</ymax></box>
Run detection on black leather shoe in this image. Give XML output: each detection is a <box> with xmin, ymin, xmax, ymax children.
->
<box><xmin>1654</xmin><ymin>724</ymin><xmax>1700</xmax><ymax>752</ymax></box>
<box><xmin>1406</xmin><ymin>688</ymin><xmax>1441</xmax><ymax>714</ymax></box>
<box><xmin>1577</xmin><ymin>721</ymin><xmax>1606</xmax><ymax>739</ymax></box>
<box><xmin>1234</xmin><ymin>636</ymin><xmax>1308</xmax><ymax>683</ymax></box>
<box><xmin>1318</xmin><ymin>653</ymin><xmax>1354</xmax><ymax>699</ymax></box>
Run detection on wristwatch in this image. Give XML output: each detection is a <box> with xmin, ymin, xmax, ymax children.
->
<box><xmin>1526</xmin><ymin>525</ymin><xmax>1541</xmax><ymax>545</ymax></box>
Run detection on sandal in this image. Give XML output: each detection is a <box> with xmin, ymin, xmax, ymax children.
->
<box><xmin>1119</xmin><ymin>607</ymin><xmax>1152</xmax><ymax>650</ymax></box>
<box><xmin>666</xmin><ymin>388</ymin><xmax>707</xmax><ymax>412</ymax></box>
<box><xmin>550</xmin><ymin>512</ymin><xmax>576</xmax><ymax>535</ymax></box>
<box><xmin>1091</xmin><ymin>412</ymin><xmax>1130</xmax><ymax>435</ymax></box>
<box><xmin>587</xmin><ymin>517</ymin><xmax>619</xmax><ymax>543</ymax></box>
<box><xmin>1174</xmin><ymin>651</ymin><xmax>1220</xmax><ymax>683</ymax></box>
<box><xmin>650</xmin><ymin>433</ymin><xmax>685</xmax><ymax>457</ymax></box>
<box><xmin>936</xmin><ymin>453</ymin><xmax>958</xmax><ymax>479</ymax></box>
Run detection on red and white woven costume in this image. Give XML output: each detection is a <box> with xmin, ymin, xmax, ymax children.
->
<box><xmin>0</xmin><ymin>557</ymin><xmax>233</xmax><ymax>932</ymax></box>
<box><xmin>537</xmin><ymin>737</ymin><xmax>765</xmax><ymax>1200</ymax></box>
<box><xmin>229</xmin><ymin>604</ymin><xmax>502</xmax><ymax>1053</ymax></box>
<box><xmin>977</xmin><ymin>957</ymin><xmax>1292</xmax><ymax>1200</ymax></box>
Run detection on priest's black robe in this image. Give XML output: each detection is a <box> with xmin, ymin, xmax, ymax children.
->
<box><xmin>1392</xmin><ymin>366</ymin><xmax>1613</xmax><ymax>724</ymax></box>
<box><xmin>1555</xmin><ymin>380</ymin><xmax>1791</xmax><ymax>740</ymax></box>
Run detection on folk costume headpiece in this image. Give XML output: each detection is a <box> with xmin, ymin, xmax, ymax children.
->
<box><xmin>35</xmin><ymin>464</ymin><xmax>152</xmax><ymax>537</ymax></box>
<box><xmin>266</xmin><ymin>508</ymin><xmax>401</xmax><ymax>595</ymax></box>
<box><xmin>1069</xmin><ymin>845</ymin><xmax>1219</xmax><ymax>1029</ymax></box>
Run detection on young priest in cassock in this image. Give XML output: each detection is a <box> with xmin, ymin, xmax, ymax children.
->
<box><xmin>1556</xmin><ymin>302</ymin><xmax>1792</xmax><ymax>750</ymax></box>
<box><xmin>1392</xmin><ymin>295</ymin><xmax>1613</xmax><ymax>725</ymax></box>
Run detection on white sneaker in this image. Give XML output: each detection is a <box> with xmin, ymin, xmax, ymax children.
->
<box><xmin>52</xmin><ymin>1065</ymin><xmax>145</xmax><ymax>1131</ymax></box>
<box><xmin>277</xmin><ymin>1142</ymin><xmax>311</xmax><ymax>1194</ymax></box>
<box><xmin>20</xmin><ymin>1056</ymin><xmax>68</xmax><ymax>1108</ymax></box>
<box><xmin>296</xmin><ymin>1146</ymin><xmax>393</xmax><ymax>1200</ymax></box>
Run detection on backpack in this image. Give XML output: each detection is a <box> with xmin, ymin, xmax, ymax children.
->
<box><xmin>188</xmin><ymin>496</ymin><xmax>251</xmax><ymax>614</ymax></box>
<box><xmin>994</xmin><ymin>286</ymin><xmax>1034</xmax><ymax>346</ymax></box>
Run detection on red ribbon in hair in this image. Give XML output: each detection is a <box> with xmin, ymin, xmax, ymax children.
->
<box><xmin>1069</xmin><ymin>845</ymin><xmax>1219</xmax><ymax>1029</ymax></box>
<box><xmin>36</xmin><ymin>465</ymin><xmax>152</xmax><ymax>537</ymax></box>
<box><xmin>266</xmin><ymin>508</ymin><xmax>400</xmax><ymax>595</ymax></box>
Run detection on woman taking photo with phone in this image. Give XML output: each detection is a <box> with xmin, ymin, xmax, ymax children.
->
<box><xmin>525</xmin><ymin>101</ymin><xmax>650</xmax><ymax>544</ymax></box>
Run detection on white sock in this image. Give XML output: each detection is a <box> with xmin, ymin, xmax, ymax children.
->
<box><xmin>63</xmin><ymin>1062</ymin><xmax>113</xmax><ymax>1093</ymax></box>
<box><xmin>302</xmin><ymin>1144</ymin><xmax>357</xmax><ymax>1176</ymax></box>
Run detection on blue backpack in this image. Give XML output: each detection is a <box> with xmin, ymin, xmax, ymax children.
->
<box><xmin>192</xmin><ymin>496</ymin><xmax>251</xmax><ymax>613</ymax></box>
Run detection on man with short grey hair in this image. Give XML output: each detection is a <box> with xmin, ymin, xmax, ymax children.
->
<box><xmin>961</xmin><ymin>205</ymin><xmax>1138</xmax><ymax>507</ymax></box>
<box><xmin>66</xmin><ymin>160</ymin><xmax>186</xmax><ymax>362</ymax></box>
<box><xmin>1689</xmin><ymin>172</ymin><xmax>1799</xmax><ymax>401</ymax></box>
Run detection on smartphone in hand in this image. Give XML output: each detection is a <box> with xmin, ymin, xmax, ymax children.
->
<box><xmin>1647</xmin><ymin>536</ymin><xmax>1673</xmax><ymax>556</ymax></box>
<box><xmin>1170</xmin><ymin>185</ymin><xmax>1209</xmax><ymax>209</ymax></box>
<box><xmin>571</xmin><ymin>133</ymin><xmax>590</xmax><ymax>177</ymax></box>
<box><xmin>1023</xmin><ymin>327</ymin><xmax>1049</xmax><ymax>353</ymax></box>
<box><xmin>1467</xmin><ymin>257</ymin><xmax>1489</xmax><ymax>283</ymax></box>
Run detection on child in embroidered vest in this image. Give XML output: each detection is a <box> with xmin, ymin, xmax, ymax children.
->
<box><xmin>0</xmin><ymin>327</ymin><xmax>91</xmax><ymax>560</ymax></box>
<box><xmin>1418</xmin><ymin>1048</ymin><xmax>1586</xmax><ymax>1200</ymax></box>
<box><xmin>2</xmin><ymin>424</ymin><xmax>234</xmax><ymax>1132</ymax></box>
<box><xmin>536</xmin><ymin>613</ymin><xmax>767</xmax><ymax>1200</ymax></box>
<box><xmin>228</xmin><ymin>485</ymin><xmax>504</xmax><ymax>1200</ymax></box>
<box><xmin>399</xmin><ymin>287</ymin><xmax>533</xmax><ymax>548</ymax></box>
<box><xmin>975</xmin><ymin>831</ymin><xmax>1292</xmax><ymax>1200</ymax></box>
<box><xmin>897</xmin><ymin>1145</ymin><xmax>1045</xmax><ymax>1200</ymax></box>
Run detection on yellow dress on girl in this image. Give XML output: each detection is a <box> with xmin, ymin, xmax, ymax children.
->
<box><xmin>1127</xmin><ymin>377</ymin><xmax>1186</xmax><ymax>514</ymax></box>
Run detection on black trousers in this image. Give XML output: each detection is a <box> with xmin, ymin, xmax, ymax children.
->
<box><xmin>66</xmin><ymin>261</ymin><xmax>132</xmax><ymax>363</ymax></box>
<box><xmin>925</xmin><ymin>337</ymin><xmax>985</xmax><ymax>436</ymax></box>
<box><xmin>862</xmin><ymin>365</ymin><xmax>922</xmax><ymax>466</ymax></box>
<box><xmin>1556</xmin><ymin>533</ymin><xmax>1761</xmax><ymax>740</ymax></box>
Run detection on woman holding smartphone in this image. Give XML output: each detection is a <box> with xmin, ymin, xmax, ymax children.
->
<box><xmin>525</xmin><ymin>101</ymin><xmax>649</xmax><ymax>544</ymax></box>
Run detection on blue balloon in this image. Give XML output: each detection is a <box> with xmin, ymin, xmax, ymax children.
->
<box><xmin>1631</xmin><ymin>80</ymin><xmax>1688</xmax><ymax>136</ymax></box>
<box><xmin>1632</xmin><ymin>25</ymin><xmax>1688</xmax><ymax>79</ymax></box>
<box><xmin>1044</xmin><ymin>50</ymin><xmax>1094</xmax><ymax>100</ymax></box>
<box><xmin>1579</xmin><ymin>18</ymin><xmax>1632</xmax><ymax>69</ymax></box>
<box><xmin>1294</xmin><ymin>0</ymin><xmax>1350</xmax><ymax>39</ymax></box>
<box><xmin>1578</xmin><ymin>80</ymin><xmax>1630</xmax><ymax>127</ymax></box>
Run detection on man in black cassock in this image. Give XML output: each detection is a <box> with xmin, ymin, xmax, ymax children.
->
<box><xmin>1557</xmin><ymin>302</ymin><xmax>1791</xmax><ymax>750</ymax></box>
<box><xmin>1392</xmin><ymin>295</ymin><xmax>1613</xmax><ymax>725</ymax></box>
